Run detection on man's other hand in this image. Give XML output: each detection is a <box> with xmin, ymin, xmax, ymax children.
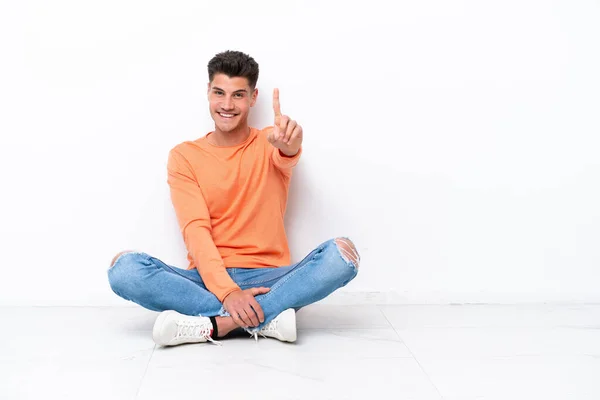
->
<box><xmin>222</xmin><ymin>287</ymin><xmax>270</xmax><ymax>328</ymax></box>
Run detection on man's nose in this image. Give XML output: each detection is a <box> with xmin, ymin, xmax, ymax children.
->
<box><xmin>221</xmin><ymin>96</ymin><xmax>234</xmax><ymax>110</ymax></box>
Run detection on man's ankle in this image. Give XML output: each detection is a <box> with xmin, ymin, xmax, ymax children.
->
<box><xmin>214</xmin><ymin>316</ymin><xmax>238</xmax><ymax>337</ymax></box>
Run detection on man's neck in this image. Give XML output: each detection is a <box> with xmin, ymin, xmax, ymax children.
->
<box><xmin>209</xmin><ymin>124</ymin><xmax>251</xmax><ymax>147</ymax></box>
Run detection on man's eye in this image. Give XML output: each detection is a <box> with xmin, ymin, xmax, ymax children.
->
<box><xmin>215</xmin><ymin>91</ymin><xmax>223</xmax><ymax>95</ymax></box>
<box><xmin>234</xmin><ymin>93</ymin><xmax>244</xmax><ymax>98</ymax></box>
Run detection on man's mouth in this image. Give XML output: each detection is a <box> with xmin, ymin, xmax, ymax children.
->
<box><xmin>218</xmin><ymin>112</ymin><xmax>237</xmax><ymax>119</ymax></box>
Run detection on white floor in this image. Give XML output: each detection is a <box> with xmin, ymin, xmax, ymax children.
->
<box><xmin>1</xmin><ymin>305</ymin><xmax>599</xmax><ymax>400</ymax></box>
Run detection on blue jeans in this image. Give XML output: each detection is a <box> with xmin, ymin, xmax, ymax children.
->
<box><xmin>107</xmin><ymin>238</ymin><xmax>359</xmax><ymax>332</ymax></box>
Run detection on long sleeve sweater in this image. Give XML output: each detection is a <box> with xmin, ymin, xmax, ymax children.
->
<box><xmin>166</xmin><ymin>126</ymin><xmax>302</xmax><ymax>302</ymax></box>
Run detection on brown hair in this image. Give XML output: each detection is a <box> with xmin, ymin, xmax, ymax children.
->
<box><xmin>208</xmin><ymin>50</ymin><xmax>259</xmax><ymax>89</ymax></box>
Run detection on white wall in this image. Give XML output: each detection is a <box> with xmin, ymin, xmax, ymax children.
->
<box><xmin>1</xmin><ymin>0</ymin><xmax>599</xmax><ymax>306</ymax></box>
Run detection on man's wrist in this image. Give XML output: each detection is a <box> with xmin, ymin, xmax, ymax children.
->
<box><xmin>221</xmin><ymin>287</ymin><xmax>242</xmax><ymax>303</ymax></box>
<box><xmin>279</xmin><ymin>149</ymin><xmax>299</xmax><ymax>157</ymax></box>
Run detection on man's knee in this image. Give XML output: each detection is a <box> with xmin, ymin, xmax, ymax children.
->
<box><xmin>107</xmin><ymin>251</ymin><xmax>147</xmax><ymax>299</ymax></box>
<box><xmin>334</xmin><ymin>237</ymin><xmax>360</xmax><ymax>269</ymax></box>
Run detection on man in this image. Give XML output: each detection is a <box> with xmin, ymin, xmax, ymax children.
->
<box><xmin>108</xmin><ymin>50</ymin><xmax>360</xmax><ymax>346</ymax></box>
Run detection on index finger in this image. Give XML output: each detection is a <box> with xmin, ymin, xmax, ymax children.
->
<box><xmin>231</xmin><ymin>308</ymin><xmax>248</xmax><ymax>328</ymax></box>
<box><xmin>273</xmin><ymin>88</ymin><xmax>282</xmax><ymax>117</ymax></box>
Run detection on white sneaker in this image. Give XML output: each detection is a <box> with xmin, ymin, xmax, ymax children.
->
<box><xmin>152</xmin><ymin>310</ymin><xmax>220</xmax><ymax>346</ymax></box>
<box><xmin>254</xmin><ymin>308</ymin><xmax>297</xmax><ymax>342</ymax></box>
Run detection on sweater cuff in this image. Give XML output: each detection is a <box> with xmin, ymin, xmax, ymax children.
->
<box><xmin>198</xmin><ymin>266</ymin><xmax>242</xmax><ymax>303</ymax></box>
<box><xmin>272</xmin><ymin>146</ymin><xmax>302</xmax><ymax>169</ymax></box>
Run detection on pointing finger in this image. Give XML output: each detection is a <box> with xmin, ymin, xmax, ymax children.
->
<box><xmin>273</xmin><ymin>88</ymin><xmax>282</xmax><ymax>119</ymax></box>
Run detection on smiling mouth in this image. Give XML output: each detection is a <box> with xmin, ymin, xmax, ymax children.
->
<box><xmin>218</xmin><ymin>112</ymin><xmax>237</xmax><ymax>119</ymax></box>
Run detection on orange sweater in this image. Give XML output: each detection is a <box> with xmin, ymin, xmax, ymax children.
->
<box><xmin>167</xmin><ymin>126</ymin><xmax>302</xmax><ymax>302</ymax></box>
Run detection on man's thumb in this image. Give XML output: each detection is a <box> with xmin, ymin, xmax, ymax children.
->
<box><xmin>253</xmin><ymin>287</ymin><xmax>270</xmax><ymax>295</ymax></box>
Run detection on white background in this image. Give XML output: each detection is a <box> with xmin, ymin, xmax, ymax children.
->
<box><xmin>0</xmin><ymin>0</ymin><xmax>598</xmax><ymax>306</ymax></box>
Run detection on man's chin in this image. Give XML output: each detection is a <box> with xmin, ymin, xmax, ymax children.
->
<box><xmin>216</xmin><ymin>123</ymin><xmax>237</xmax><ymax>133</ymax></box>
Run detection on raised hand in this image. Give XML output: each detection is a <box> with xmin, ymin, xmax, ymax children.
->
<box><xmin>266</xmin><ymin>88</ymin><xmax>303</xmax><ymax>156</ymax></box>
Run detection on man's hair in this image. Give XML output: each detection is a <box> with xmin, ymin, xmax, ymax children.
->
<box><xmin>207</xmin><ymin>50</ymin><xmax>259</xmax><ymax>89</ymax></box>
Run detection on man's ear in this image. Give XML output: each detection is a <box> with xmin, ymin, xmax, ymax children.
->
<box><xmin>207</xmin><ymin>82</ymin><xmax>211</xmax><ymax>96</ymax></box>
<box><xmin>250</xmin><ymin>88</ymin><xmax>259</xmax><ymax>107</ymax></box>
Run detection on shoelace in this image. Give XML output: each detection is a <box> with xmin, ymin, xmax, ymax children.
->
<box><xmin>249</xmin><ymin>318</ymin><xmax>279</xmax><ymax>342</ymax></box>
<box><xmin>176</xmin><ymin>319</ymin><xmax>222</xmax><ymax>346</ymax></box>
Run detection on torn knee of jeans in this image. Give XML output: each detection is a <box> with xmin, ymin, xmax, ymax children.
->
<box><xmin>334</xmin><ymin>237</ymin><xmax>360</xmax><ymax>268</ymax></box>
<box><xmin>110</xmin><ymin>250</ymin><xmax>135</xmax><ymax>268</ymax></box>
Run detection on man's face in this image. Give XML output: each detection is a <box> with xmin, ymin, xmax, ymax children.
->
<box><xmin>208</xmin><ymin>73</ymin><xmax>258</xmax><ymax>133</ymax></box>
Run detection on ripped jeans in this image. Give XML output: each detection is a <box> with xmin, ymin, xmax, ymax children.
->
<box><xmin>107</xmin><ymin>238</ymin><xmax>359</xmax><ymax>332</ymax></box>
